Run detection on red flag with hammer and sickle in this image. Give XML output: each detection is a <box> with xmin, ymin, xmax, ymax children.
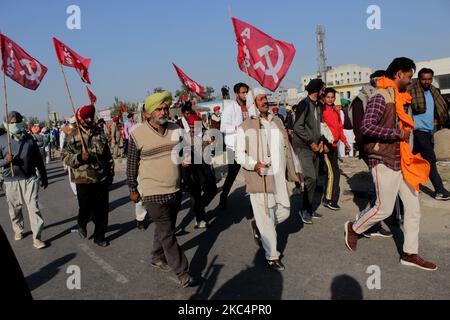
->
<box><xmin>173</xmin><ymin>63</ymin><xmax>205</xmax><ymax>98</ymax></box>
<box><xmin>0</xmin><ymin>34</ymin><xmax>48</xmax><ymax>90</ymax></box>
<box><xmin>53</xmin><ymin>37</ymin><xmax>92</xmax><ymax>84</ymax></box>
<box><xmin>232</xmin><ymin>17</ymin><xmax>296</xmax><ymax>92</ymax></box>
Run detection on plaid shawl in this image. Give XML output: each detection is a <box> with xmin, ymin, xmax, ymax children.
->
<box><xmin>409</xmin><ymin>80</ymin><xmax>449</xmax><ymax>126</ymax></box>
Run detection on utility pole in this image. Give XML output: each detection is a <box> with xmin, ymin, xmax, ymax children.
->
<box><xmin>316</xmin><ymin>25</ymin><xmax>327</xmax><ymax>84</ymax></box>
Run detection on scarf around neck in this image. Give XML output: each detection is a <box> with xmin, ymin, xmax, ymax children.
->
<box><xmin>377</xmin><ymin>77</ymin><xmax>430</xmax><ymax>191</ymax></box>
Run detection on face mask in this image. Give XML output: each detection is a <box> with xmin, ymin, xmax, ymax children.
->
<box><xmin>4</xmin><ymin>122</ymin><xmax>25</xmax><ymax>135</ymax></box>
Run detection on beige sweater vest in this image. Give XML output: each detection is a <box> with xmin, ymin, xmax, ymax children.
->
<box><xmin>131</xmin><ymin>122</ymin><xmax>182</xmax><ymax>197</ymax></box>
<box><xmin>241</xmin><ymin>116</ymin><xmax>298</xmax><ymax>194</ymax></box>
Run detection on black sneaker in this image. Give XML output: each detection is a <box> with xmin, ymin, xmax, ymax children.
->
<box><xmin>136</xmin><ymin>220</ymin><xmax>145</xmax><ymax>230</ymax></box>
<box><xmin>435</xmin><ymin>190</ymin><xmax>450</xmax><ymax>201</ymax></box>
<box><xmin>312</xmin><ymin>212</ymin><xmax>323</xmax><ymax>219</ymax></box>
<box><xmin>324</xmin><ymin>200</ymin><xmax>341</xmax><ymax>211</ymax></box>
<box><xmin>267</xmin><ymin>259</ymin><xmax>285</xmax><ymax>272</ymax></box>
<box><xmin>370</xmin><ymin>227</ymin><xmax>393</xmax><ymax>238</ymax></box>
<box><xmin>300</xmin><ymin>211</ymin><xmax>313</xmax><ymax>224</ymax></box>
<box><xmin>250</xmin><ymin>220</ymin><xmax>262</xmax><ymax>247</ymax></box>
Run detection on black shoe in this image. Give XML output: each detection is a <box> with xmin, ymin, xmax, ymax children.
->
<box><xmin>435</xmin><ymin>190</ymin><xmax>450</xmax><ymax>201</ymax></box>
<box><xmin>312</xmin><ymin>212</ymin><xmax>323</xmax><ymax>219</ymax></box>
<box><xmin>324</xmin><ymin>200</ymin><xmax>341</xmax><ymax>211</ymax></box>
<box><xmin>370</xmin><ymin>227</ymin><xmax>393</xmax><ymax>238</ymax></box>
<box><xmin>267</xmin><ymin>259</ymin><xmax>285</xmax><ymax>272</ymax></box>
<box><xmin>137</xmin><ymin>220</ymin><xmax>145</xmax><ymax>230</ymax></box>
<box><xmin>94</xmin><ymin>240</ymin><xmax>110</xmax><ymax>247</ymax></box>
<box><xmin>151</xmin><ymin>260</ymin><xmax>171</xmax><ymax>273</ymax></box>
<box><xmin>250</xmin><ymin>220</ymin><xmax>262</xmax><ymax>247</ymax></box>
<box><xmin>78</xmin><ymin>227</ymin><xmax>87</xmax><ymax>239</ymax></box>
<box><xmin>300</xmin><ymin>211</ymin><xmax>313</xmax><ymax>224</ymax></box>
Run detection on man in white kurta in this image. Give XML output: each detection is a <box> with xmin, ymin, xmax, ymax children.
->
<box><xmin>236</xmin><ymin>88</ymin><xmax>301</xmax><ymax>271</ymax></box>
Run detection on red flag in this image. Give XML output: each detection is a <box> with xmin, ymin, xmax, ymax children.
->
<box><xmin>232</xmin><ymin>17</ymin><xmax>296</xmax><ymax>91</ymax></box>
<box><xmin>53</xmin><ymin>37</ymin><xmax>91</xmax><ymax>84</ymax></box>
<box><xmin>119</xmin><ymin>101</ymin><xmax>127</xmax><ymax>114</ymax></box>
<box><xmin>172</xmin><ymin>63</ymin><xmax>205</xmax><ymax>98</ymax></box>
<box><xmin>0</xmin><ymin>34</ymin><xmax>48</xmax><ymax>90</ymax></box>
<box><xmin>86</xmin><ymin>86</ymin><xmax>97</xmax><ymax>105</ymax></box>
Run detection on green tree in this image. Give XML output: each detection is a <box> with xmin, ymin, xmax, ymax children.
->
<box><xmin>110</xmin><ymin>97</ymin><xmax>139</xmax><ymax>118</ymax></box>
<box><xmin>203</xmin><ymin>86</ymin><xmax>215</xmax><ymax>102</ymax></box>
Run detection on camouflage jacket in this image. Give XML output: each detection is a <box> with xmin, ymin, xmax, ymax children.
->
<box><xmin>61</xmin><ymin>126</ymin><xmax>114</xmax><ymax>184</ymax></box>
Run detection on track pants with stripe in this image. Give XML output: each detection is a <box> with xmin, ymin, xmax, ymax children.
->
<box><xmin>324</xmin><ymin>147</ymin><xmax>340</xmax><ymax>202</ymax></box>
<box><xmin>352</xmin><ymin>164</ymin><xmax>421</xmax><ymax>254</ymax></box>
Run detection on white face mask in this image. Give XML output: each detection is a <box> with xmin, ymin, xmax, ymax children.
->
<box><xmin>4</xmin><ymin>122</ymin><xmax>25</xmax><ymax>135</ymax></box>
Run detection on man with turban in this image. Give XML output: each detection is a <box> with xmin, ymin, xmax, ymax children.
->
<box><xmin>293</xmin><ymin>79</ymin><xmax>326</xmax><ymax>225</ymax></box>
<box><xmin>62</xmin><ymin>104</ymin><xmax>115</xmax><ymax>247</ymax></box>
<box><xmin>127</xmin><ymin>91</ymin><xmax>193</xmax><ymax>288</ymax></box>
<box><xmin>236</xmin><ymin>88</ymin><xmax>302</xmax><ymax>271</ymax></box>
<box><xmin>181</xmin><ymin>114</ymin><xmax>217</xmax><ymax>229</ymax></box>
<box><xmin>0</xmin><ymin>111</ymin><xmax>48</xmax><ymax>249</ymax></box>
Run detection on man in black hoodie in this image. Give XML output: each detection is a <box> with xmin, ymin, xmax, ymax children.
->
<box><xmin>293</xmin><ymin>79</ymin><xmax>326</xmax><ymax>224</ymax></box>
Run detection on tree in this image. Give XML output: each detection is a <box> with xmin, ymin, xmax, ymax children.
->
<box><xmin>26</xmin><ymin>116</ymin><xmax>40</xmax><ymax>125</ymax></box>
<box><xmin>203</xmin><ymin>86</ymin><xmax>215</xmax><ymax>102</ymax></box>
<box><xmin>110</xmin><ymin>97</ymin><xmax>139</xmax><ymax>118</ymax></box>
<box><xmin>153</xmin><ymin>87</ymin><xmax>164</xmax><ymax>93</ymax></box>
<box><xmin>175</xmin><ymin>85</ymin><xmax>190</xmax><ymax>101</ymax></box>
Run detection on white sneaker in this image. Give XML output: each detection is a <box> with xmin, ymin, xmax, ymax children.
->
<box><xmin>33</xmin><ymin>239</ymin><xmax>47</xmax><ymax>249</ymax></box>
<box><xmin>15</xmin><ymin>232</ymin><xmax>23</xmax><ymax>241</ymax></box>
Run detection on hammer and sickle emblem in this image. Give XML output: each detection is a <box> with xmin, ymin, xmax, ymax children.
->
<box><xmin>19</xmin><ymin>59</ymin><xmax>42</xmax><ymax>84</ymax></box>
<box><xmin>253</xmin><ymin>45</ymin><xmax>284</xmax><ymax>84</ymax></box>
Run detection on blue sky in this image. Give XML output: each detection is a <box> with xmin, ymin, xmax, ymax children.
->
<box><xmin>1</xmin><ymin>0</ymin><xmax>449</xmax><ymax>119</ymax></box>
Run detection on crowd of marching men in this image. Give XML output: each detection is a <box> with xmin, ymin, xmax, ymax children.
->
<box><xmin>1</xmin><ymin>56</ymin><xmax>450</xmax><ymax>288</ymax></box>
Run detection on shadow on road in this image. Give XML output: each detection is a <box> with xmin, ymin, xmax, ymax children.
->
<box><xmin>181</xmin><ymin>186</ymin><xmax>249</xmax><ymax>279</ymax></box>
<box><xmin>26</xmin><ymin>253</ymin><xmax>76</xmax><ymax>291</ymax></box>
<box><xmin>110</xmin><ymin>179</ymin><xmax>127</xmax><ymax>192</ymax></box>
<box><xmin>346</xmin><ymin>171</ymin><xmax>373</xmax><ymax>211</ymax></box>
<box><xmin>109</xmin><ymin>196</ymin><xmax>131</xmax><ymax>212</ymax></box>
<box><xmin>330</xmin><ymin>274</ymin><xmax>363</xmax><ymax>300</ymax></box>
<box><xmin>203</xmin><ymin>251</ymin><xmax>283</xmax><ymax>300</ymax></box>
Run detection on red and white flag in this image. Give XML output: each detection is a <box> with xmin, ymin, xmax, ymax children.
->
<box><xmin>0</xmin><ymin>34</ymin><xmax>48</xmax><ymax>90</ymax></box>
<box><xmin>53</xmin><ymin>37</ymin><xmax>92</xmax><ymax>84</ymax></box>
<box><xmin>232</xmin><ymin>17</ymin><xmax>296</xmax><ymax>92</ymax></box>
<box><xmin>173</xmin><ymin>63</ymin><xmax>205</xmax><ymax>98</ymax></box>
<box><xmin>86</xmin><ymin>86</ymin><xmax>97</xmax><ymax>105</ymax></box>
<box><xmin>119</xmin><ymin>101</ymin><xmax>127</xmax><ymax>114</ymax></box>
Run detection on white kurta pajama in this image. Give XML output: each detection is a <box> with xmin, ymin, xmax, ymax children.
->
<box><xmin>236</xmin><ymin>115</ymin><xmax>297</xmax><ymax>260</ymax></box>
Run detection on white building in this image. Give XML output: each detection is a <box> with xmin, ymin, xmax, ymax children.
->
<box><xmin>267</xmin><ymin>88</ymin><xmax>307</xmax><ymax>106</ymax></box>
<box><xmin>414</xmin><ymin>57</ymin><xmax>450</xmax><ymax>96</ymax></box>
<box><xmin>301</xmin><ymin>64</ymin><xmax>372</xmax><ymax>103</ymax></box>
<box><xmin>302</xmin><ymin>64</ymin><xmax>372</xmax><ymax>90</ymax></box>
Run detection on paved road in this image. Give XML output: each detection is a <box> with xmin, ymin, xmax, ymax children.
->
<box><xmin>0</xmin><ymin>159</ymin><xmax>449</xmax><ymax>300</ymax></box>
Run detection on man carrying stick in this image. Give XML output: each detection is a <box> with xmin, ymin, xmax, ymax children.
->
<box><xmin>236</xmin><ymin>88</ymin><xmax>302</xmax><ymax>271</ymax></box>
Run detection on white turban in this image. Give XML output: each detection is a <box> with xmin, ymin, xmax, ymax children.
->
<box><xmin>246</xmin><ymin>87</ymin><xmax>267</xmax><ymax>117</ymax></box>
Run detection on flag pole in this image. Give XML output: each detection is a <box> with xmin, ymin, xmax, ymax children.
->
<box><xmin>58</xmin><ymin>63</ymin><xmax>87</xmax><ymax>153</ymax></box>
<box><xmin>0</xmin><ymin>36</ymin><xmax>15</xmax><ymax>177</ymax></box>
<box><xmin>229</xmin><ymin>12</ymin><xmax>270</xmax><ymax>216</ymax></box>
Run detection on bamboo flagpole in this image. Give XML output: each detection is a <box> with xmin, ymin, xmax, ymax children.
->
<box><xmin>0</xmin><ymin>34</ymin><xmax>15</xmax><ymax>176</ymax></box>
<box><xmin>228</xmin><ymin>10</ymin><xmax>271</xmax><ymax>216</ymax></box>
<box><xmin>58</xmin><ymin>63</ymin><xmax>87</xmax><ymax>154</ymax></box>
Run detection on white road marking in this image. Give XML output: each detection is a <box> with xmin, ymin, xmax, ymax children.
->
<box><xmin>79</xmin><ymin>244</ymin><xmax>129</xmax><ymax>284</ymax></box>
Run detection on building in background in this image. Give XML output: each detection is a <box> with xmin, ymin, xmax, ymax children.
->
<box><xmin>414</xmin><ymin>57</ymin><xmax>450</xmax><ymax>99</ymax></box>
<box><xmin>301</xmin><ymin>64</ymin><xmax>372</xmax><ymax>104</ymax></box>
